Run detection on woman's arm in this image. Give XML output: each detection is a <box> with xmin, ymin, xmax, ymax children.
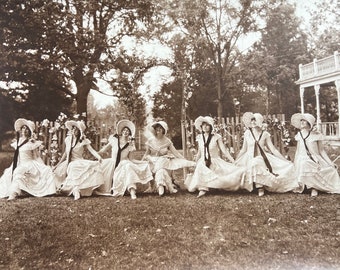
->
<box><xmin>217</xmin><ymin>137</ymin><xmax>234</xmax><ymax>162</ymax></box>
<box><xmin>169</xmin><ymin>143</ymin><xmax>185</xmax><ymax>159</ymax></box>
<box><xmin>53</xmin><ymin>151</ymin><xmax>67</xmax><ymax>171</ymax></box>
<box><xmin>141</xmin><ymin>146</ymin><xmax>151</xmax><ymax>161</ymax></box>
<box><xmin>235</xmin><ymin>136</ymin><xmax>248</xmax><ymax>160</ymax></box>
<box><xmin>86</xmin><ymin>144</ymin><xmax>103</xmax><ymax>163</ymax></box>
<box><xmin>318</xmin><ymin>141</ymin><xmax>335</xmax><ymax>166</ymax></box>
<box><xmin>265</xmin><ymin>135</ymin><xmax>286</xmax><ymax>160</ymax></box>
<box><xmin>98</xmin><ymin>142</ymin><xmax>111</xmax><ymax>155</ymax></box>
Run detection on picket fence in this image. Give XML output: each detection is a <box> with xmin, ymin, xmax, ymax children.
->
<box><xmin>36</xmin><ymin>114</ymin><xmax>287</xmax><ymax>166</ymax></box>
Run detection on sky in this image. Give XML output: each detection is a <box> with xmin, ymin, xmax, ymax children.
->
<box><xmin>91</xmin><ymin>0</ymin><xmax>319</xmax><ymax>109</ymax></box>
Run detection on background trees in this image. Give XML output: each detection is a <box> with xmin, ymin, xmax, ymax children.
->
<box><xmin>1</xmin><ymin>0</ymin><xmax>340</xmax><ymax>139</ymax></box>
<box><xmin>0</xmin><ymin>0</ymin><xmax>155</xmax><ymax>126</ymax></box>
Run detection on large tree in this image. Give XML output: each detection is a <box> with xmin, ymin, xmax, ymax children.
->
<box><xmin>240</xmin><ymin>1</ymin><xmax>309</xmax><ymax>117</ymax></box>
<box><xmin>153</xmin><ymin>0</ymin><xmax>268</xmax><ymax>119</ymax></box>
<box><xmin>0</xmin><ymin>0</ymin><xmax>154</xmax><ymax>123</ymax></box>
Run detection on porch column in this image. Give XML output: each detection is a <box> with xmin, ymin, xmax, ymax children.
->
<box><xmin>314</xmin><ymin>84</ymin><xmax>321</xmax><ymax>131</ymax></box>
<box><xmin>299</xmin><ymin>87</ymin><xmax>305</xmax><ymax>113</ymax></box>
<box><xmin>336</xmin><ymin>80</ymin><xmax>340</xmax><ymax>136</ymax></box>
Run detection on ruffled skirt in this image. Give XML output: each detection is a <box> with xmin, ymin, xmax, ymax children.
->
<box><xmin>146</xmin><ymin>155</ymin><xmax>195</xmax><ymax>193</ymax></box>
<box><xmin>295</xmin><ymin>157</ymin><xmax>340</xmax><ymax>193</ymax></box>
<box><xmin>236</xmin><ymin>153</ymin><xmax>300</xmax><ymax>193</ymax></box>
<box><xmin>112</xmin><ymin>160</ymin><xmax>153</xmax><ymax>196</ymax></box>
<box><xmin>185</xmin><ymin>157</ymin><xmax>248</xmax><ymax>192</ymax></box>
<box><xmin>0</xmin><ymin>161</ymin><xmax>56</xmax><ymax>198</ymax></box>
<box><xmin>56</xmin><ymin>159</ymin><xmax>104</xmax><ymax>197</ymax></box>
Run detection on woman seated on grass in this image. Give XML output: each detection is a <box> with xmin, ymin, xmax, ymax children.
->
<box><xmin>185</xmin><ymin>116</ymin><xmax>248</xmax><ymax>197</ymax></box>
<box><xmin>235</xmin><ymin>112</ymin><xmax>300</xmax><ymax>196</ymax></box>
<box><xmin>142</xmin><ymin>120</ymin><xmax>195</xmax><ymax>196</ymax></box>
<box><xmin>53</xmin><ymin>120</ymin><xmax>103</xmax><ymax>200</ymax></box>
<box><xmin>99</xmin><ymin>120</ymin><xmax>153</xmax><ymax>199</ymax></box>
<box><xmin>0</xmin><ymin>118</ymin><xmax>56</xmax><ymax>200</ymax></box>
<box><xmin>291</xmin><ymin>113</ymin><xmax>340</xmax><ymax>196</ymax></box>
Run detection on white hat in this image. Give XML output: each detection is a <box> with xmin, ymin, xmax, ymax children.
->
<box><xmin>150</xmin><ymin>121</ymin><xmax>168</xmax><ymax>135</ymax></box>
<box><xmin>117</xmin><ymin>120</ymin><xmax>136</xmax><ymax>137</ymax></box>
<box><xmin>291</xmin><ymin>113</ymin><xmax>316</xmax><ymax>129</ymax></box>
<box><xmin>242</xmin><ymin>112</ymin><xmax>264</xmax><ymax>128</ymax></box>
<box><xmin>14</xmin><ymin>118</ymin><xmax>35</xmax><ymax>134</ymax></box>
<box><xmin>65</xmin><ymin>120</ymin><xmax>86</xmax><ymax>137</ymax></box>
<box><xmin>194</xmin><ymin>116</ymin><xmax>214</xmax><ymax>130</ymax></box>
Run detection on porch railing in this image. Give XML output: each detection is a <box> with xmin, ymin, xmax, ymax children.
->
<box><xmin>298</xmin><ymin>51</ymin><xmax>340</xmax><ymax>81</ymax></box>
<box><xmin>319</xmin><ymin>122</ymin><xmax>339</xmax><ymax>137</ymax></box>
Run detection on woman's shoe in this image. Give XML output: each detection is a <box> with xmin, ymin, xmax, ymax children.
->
<box><xmin>7</xmin><ymin>193</ymin><xmax>18</xmax><ymax>201</ymax></box>
<box><xmin>311</xmin><ymin>189</ymin><xmax>318</xmax><ymax>197</ymax></box>
<box><xmin>258</xmin><ymin>188</ymin><xmax>265</xmax><ymax>197</ymax></box>
<box><xmin>73</xmin><ymin>188</ymin><xmax>81</xmax><ymax>200</ymax></box>
<box><xmin>158</xmin><ymin>185</ymin><xmax>165</xmax><ymax>196</ymax></box>
<box><xmin>130</xmin><ymin>188</ymin><xmax>137</xmax><ymax>200</ymax></box>
<box><xmin>197</xmin><ymin>190</ymin><xmax>206</xmax><ymax>198</ymax></box>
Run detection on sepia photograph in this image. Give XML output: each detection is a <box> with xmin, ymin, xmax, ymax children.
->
<box><xmin>0</xmin><ymin>0</ymin><xmax>339</xmax><ymax>269</ymax></box>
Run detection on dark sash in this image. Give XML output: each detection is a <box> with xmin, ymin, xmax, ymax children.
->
<box><xmin>299</xmin><ymin>131</ymin><xmax>316</xmax><ymax>163</ymax></box>
<box><xmin>202</xmin><ymin>133</ymin><xmax>213</xmax><ymax>168</ymax></box>
<box><xmin>12</xmin><ymin>139</ymin><xmax>29</xmax><ymax>176</ymax></box>
<box><xmin>250</xmin><ymin>129</ymin><xmax>277</xmax><ymax>176</ymax></box>
<box><xmin>115</xmin><ymin>135</ymin><xmax>129</xmax><ymax>168</ymax></box>
<box><xmin>67</xmin><ymin>136</ymin><xmax>79</xmax><ymax>164</ymax></box>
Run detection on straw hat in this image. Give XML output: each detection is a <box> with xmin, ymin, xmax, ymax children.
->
<box><xmin>14</xmin><ymin>118</ymin><xmax>35</xmax><ymax>134</ymax></box>
<box><xmin>65</xmin><ymin>120</ymin><xmax>86</xmax><ymax>137</ymax></box>
<box><xmin>291</xmin><ymin>113</ymin><xmax>315</xmax><ymax>129</ymax></box>
<box><xmin>194</xmin><ymin>116</ymin><xmax>214</xmax><ymax>130</ymax></box>
<box><xmin>242</xmin><ymin>112</ymin><xmax>264</xmax><ymax>128</ymax></box>
<box><xmin>117</xmin><ymin>119</ymin><xmax>136</xmax><ymax>137</ymax></box>
<box><xmin>150</xmin><ymin>121</ymin><xmax>168</xmax><ymax>135</ymax></box>
<box><xmin>254</xmin><ymin>113</ymin><xmax>264</xmax><ymax>126</ymax></box>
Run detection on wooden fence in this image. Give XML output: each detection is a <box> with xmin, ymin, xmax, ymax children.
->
<box><xmin>35</xmin><ymin>114</ymin><xmax>288</xmax><ymax>166</ymax></box>
<box><xmin>183</xmin><ymin>114</ymin><xmax>288</xmax><ymax>160</ymax></box>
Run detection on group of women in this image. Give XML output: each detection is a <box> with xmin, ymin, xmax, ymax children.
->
<box><xmin>1</xmin><ymin>112</ymin><xmax>340</xmax><ymax>201</ymax></box>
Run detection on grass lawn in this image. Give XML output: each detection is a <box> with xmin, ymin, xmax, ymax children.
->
<box><xmin>0</xmin><ymin>152</ymin><xmax>340</xmax><ymax>269</ymax></box>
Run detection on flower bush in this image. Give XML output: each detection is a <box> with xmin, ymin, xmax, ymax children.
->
<box><xmin>36</xmin><ymin>112</ymin><xmax>104</xmax><ymax>166</ymax></box>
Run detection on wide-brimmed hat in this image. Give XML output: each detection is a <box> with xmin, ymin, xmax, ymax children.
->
<box><xmin>242</xmin><ymin>112</ymin><xmax>264</xmax><ymax>128</ymax></box>
<box><xmin>150</xmin><ymin>120</ymin><xmax>168</xmax><ymax>135</ymax></box>
<box><xmin>194</xmin><ymin>116</ymin><xmax>214</xmax><ymax>130</ymax></box>
<box><xmin>291</xmin><ymin>113</ymin><xmax>316</xmax><ymax>129</ymax></box>
<box><xmin>14</xmin><ymin>118</ymin><xmax>35</xmax><ymax>134</ymax></box>
<box><xmin>117</xmin><ymin>120</ymin><xmax>135</xmax><ymax>137</ymax></box>
<box><xmin>65</xmin><ymin>120</ymin><xmax>86</xmax><ymax>137</ymax></box>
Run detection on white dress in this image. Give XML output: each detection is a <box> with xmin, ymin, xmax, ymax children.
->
<box><xmin>54</xmin><ymin>136</ymin><xmax>104</xmax><ymax>197</ymax></box>
<box><xmin>96</xmin><ymin>135</ymin><xmax>118</xmax><ymax>195</ymax></box>
<box><xmin>235</xmin><ymin>129</ymin><xmax>300</xmax><ymax>193</ymax></box>
<box><xmin>112</xmin><ymin>137</ymin><xmax>153</xmax><ymax>197</ymax></box>
<box><xmin>185</xmin><ymin>133</ymin><xmax>248</xmax><ymax>192</ymax></box>
<box><xmin>145</xmin><ymin>137</ymin><xmax>195</xmax><ymax>193</ymax></box>
<box><xmin>294</xmin><ymin>131</ymin><xmax>340</xmax><ymax>193</ymax></box>
<box><xmin>0</xmin><ymin>139</ymin><xmax>56</xmax><ymax>198</ymax></box>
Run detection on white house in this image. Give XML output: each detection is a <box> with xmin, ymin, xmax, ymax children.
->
<box><xmin>296</xmin><ymin>51</ymin><xmax>340</xmax><ymax>137</ymax></box>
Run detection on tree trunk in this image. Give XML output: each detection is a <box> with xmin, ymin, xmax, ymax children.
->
<box><xmin>74</xmin><ymin>69</ymin><xmax>93</xmax><ymax>122</ymax></box>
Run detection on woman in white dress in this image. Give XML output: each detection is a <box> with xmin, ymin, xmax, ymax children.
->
<box><xmin>142</xmin><ymin>120</ymin><xmax>195</xmax><ymax>196</ymax></box>
<box><xmin>235</xmin><ymin>112</ymin><xmax>300</xmax><ymax>196</ymax></box>
<box><xmin>185</xmin><ymin>116</ymin><xmax>248</xmax><ymax>197</ymax></box>
<box><xmin>101</xmin><ymin>120</ymin><xmax>153</xmax><ymax>199</ymax></box>
<box><xmin>0</xmin><ymin>118</ymin><xmax>56</xmax><ymax>200</ymax></box>
<box><xmin>53</xmin><ymin>120</ymin><xmax>103</xmax><ymax>200</ymax></box>
<box><xmin>291</xmin><ymin>113</ymin><xmax>340</xmax><ymax>196</ymax></box>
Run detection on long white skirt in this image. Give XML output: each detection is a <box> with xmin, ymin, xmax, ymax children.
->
<box><xmin>185</xmin><ymin>157</ymin><xmax>248</xmax><ymax>192</ymax></box>
<box><xmin>112</xmin><ymin>160</ymin><xmax>153</xmax><ymax>196</ymax></box>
